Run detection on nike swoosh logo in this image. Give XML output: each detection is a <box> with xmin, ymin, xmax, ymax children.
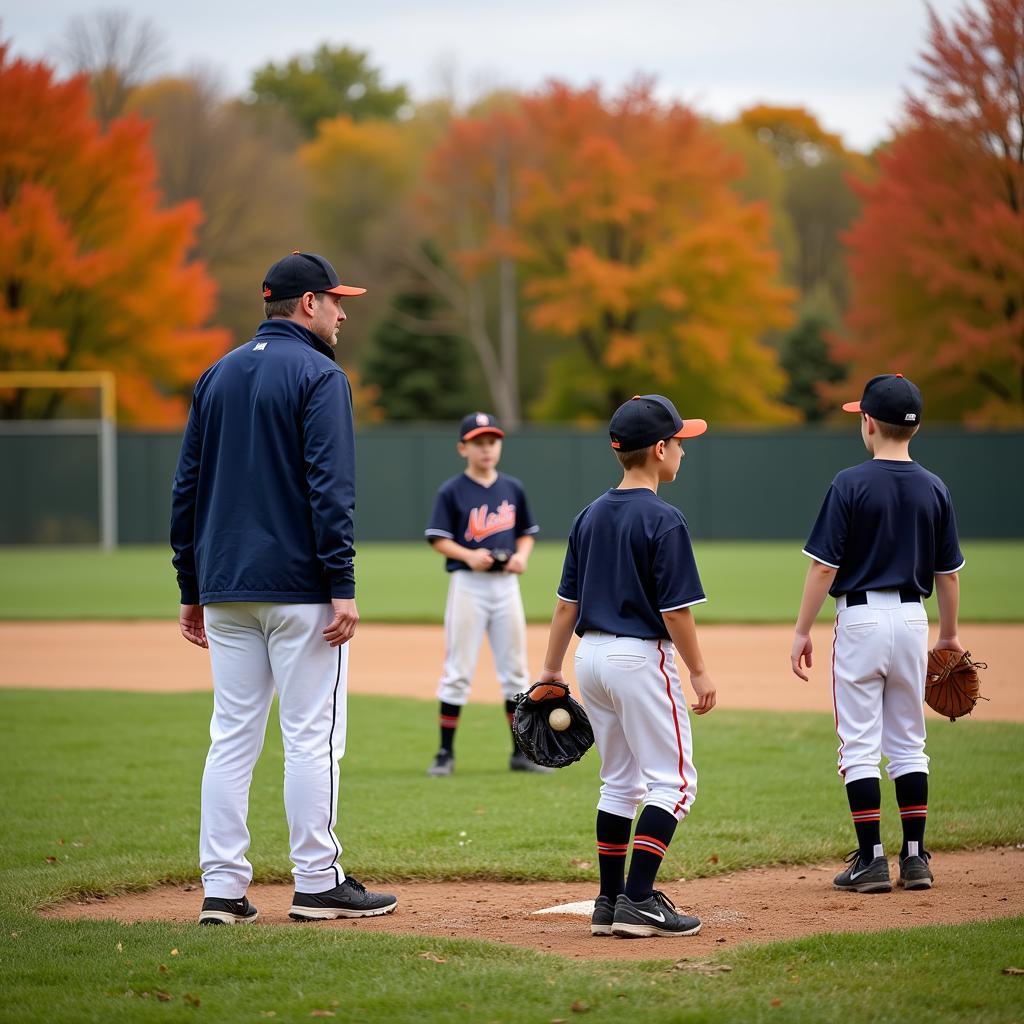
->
<box><xmin>638</xmin><ymin>909</ymin><xmax>666</xmax><ymax>922</ymax></box>
<box><xmin>849</xmin><ymin>867</ymin><xmax>873</xmax><ymax>880</ymax></box>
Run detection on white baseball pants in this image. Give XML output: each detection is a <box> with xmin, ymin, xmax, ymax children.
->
<box><xmin>200</xmin><ymin>603</ymin><xmax>348</xmax><ymax>898</ymax></box>
<box><xmin>832</xmin><ymin>591</ymin><xmax>930</xmax><ymax>783</ymax></box>
<box><xmin>437</xmin><ymin>571</ymin><xmax>528</xmax><ymax>703</ymax></box>
<box><xmin>574</xmin><ymin>632</ymin><xmax>696</xmax><ymax>821</ymax></box>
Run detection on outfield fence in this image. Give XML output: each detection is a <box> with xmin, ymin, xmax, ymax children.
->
<box><xmin>0</xmin><ymin>426</ymin><xmax>1021</xmax><ymax>544</ymax></box>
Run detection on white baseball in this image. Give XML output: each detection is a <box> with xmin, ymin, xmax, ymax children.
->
<box><xmin>548</xmin><ymin>708</ymin><xmax>571</xmax><ymax>732</ymax></box>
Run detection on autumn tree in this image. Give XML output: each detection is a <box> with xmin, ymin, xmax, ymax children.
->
<box><xmin>250</xmin><ymin>45</ymin><xmax>409</xmax><ymax>137</ymax></box>
<box><xmin>427</xmin><ymin>81</ymin><xmax>796</xmax><ymax>422</ymax></box>
<box><xmin>840</xmin><ymin>0</ymin><xmax>1024</xmax><ymax>423</ymax></box>
<box><xmin>129</xmin><ymin>73</ymin><xmax>306</xmax><ymax>347</ymax></box>
<box><xmin>0</xmin><ymin>47</ymin><xmax>229</xmax><ymax>425</ymax></box>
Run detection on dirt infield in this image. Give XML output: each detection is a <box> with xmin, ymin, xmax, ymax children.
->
<box><xmin>2</xmin><ymin>621</ymin><xmax>1021</xmax><ymax>720</ymax></box>
<box><xmin>45</xmin><ymin>847</ymin><xmax>1024</xmax><ymax>961</ymax></box>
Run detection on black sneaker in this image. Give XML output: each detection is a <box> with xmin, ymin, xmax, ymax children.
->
<box><xmin>898</xmin><ymin>851</ymin><xmax>933</xmax><ymax>890</ymax></box>
<box><xmin>509</xmin><ymin>750</ymin><xmax>554</xmax><ymax>774</ymax></box>
<box><xmin>610</xmin><ymin>891</ymin><xmax>701</xmax><ymax>938</ymax></box>
<box><xmin>427</xmin><ymin>750</ymin><xmax>454</xmax><ymax>777</ymax></box>
<box><xmin>590</xmin><ymin>894</ymin><xmax>616</xmax><ymax>936</ymax></box>
<box><xmin>198</xmin><ymin>895</ymin><xmax>258</xmax><ymax>925</ymax></box>
<box><xmin>289</xmin><ymin>877</ymin><xmax>398</xmax><ymax>920</ymax></box>
<box><xmin>833</xmin><ymin>850</ymin><xmax>892</xmax><ymax>893</ymax></box>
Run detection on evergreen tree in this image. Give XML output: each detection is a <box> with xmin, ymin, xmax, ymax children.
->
<box><xmin>362</xmin><ymin>290</ymin><xmax>471</xmax><ymax>421</ymax></box>
<box><xmin>779</xmin><ymin>298</ymin><xmax>847</xmax><ymax>422</ymax></box>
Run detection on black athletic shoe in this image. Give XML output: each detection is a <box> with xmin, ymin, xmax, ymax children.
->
<box><xmin>590</xmin><ymin>894</ymin><xmax>616</xmax><ymax>936</ymax></box>
<box><xmin>610</xmin><ymin>891</ymin><xmax>702</xmax><ymax>938</ymax></box>
<box><xmin>833</xmin><ymin>850</ymin><xmax>892</xmax><ymax>893</ymax></box>
<box><xmin>427</xmin><ymin>750</ymin><xmax>454</xmax><ymax>777</ymax></box>
<box><xmin>289</xmin><ymin>877</ymin><xmax>398</xmax><ymax>920</ymax></box>
<box><xmin>198</xmin><ymin>895</ymin><xmax>258</xmax><ymax>925</ymax></box>
<box><xmin>509</xmin><ymin>750</ymin><xmax>553</xmax><ymax>774</ymax></box>
<box><xmin>898</xmin><ymin>851</ymin><xmax>933</xmax><ymax>890</ymax></box>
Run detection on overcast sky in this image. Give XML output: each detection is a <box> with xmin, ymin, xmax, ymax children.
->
<box><xmin>5</xmin><ymin>0</ymin><xmax>973</xmax><ymax>150</ymax></box>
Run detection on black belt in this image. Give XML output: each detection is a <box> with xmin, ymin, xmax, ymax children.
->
<box><xmin>844</xmin><ymin>588</ymin><xmax>921</xmax><ymax>606</ymax></box>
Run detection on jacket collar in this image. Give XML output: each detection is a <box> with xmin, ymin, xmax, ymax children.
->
<box><xmin>256</xmin><ymin>318</ymin><xmax>336</xmax><ymax>362</ymax></box>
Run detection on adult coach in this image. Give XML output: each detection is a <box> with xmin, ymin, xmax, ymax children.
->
<box><xmin>170</xmin><ymin>252</ymin><xmax>397</xmax><ymax>925</ymax></box>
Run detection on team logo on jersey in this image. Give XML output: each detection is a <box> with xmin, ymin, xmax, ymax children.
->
<box><xmin>254</xmin><ymin>342</ymin><xmax>268</xmax><ymax>351</ymax></box>
<box><xmin>465</xmin><ymin>500</ymin><xmax>516</xmax><ymax>542</ymax></box>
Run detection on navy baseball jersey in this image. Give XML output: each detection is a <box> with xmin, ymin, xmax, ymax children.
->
<box><xmin>803</xmin><ymin>459</ymin><xmax>964</xmax><ymax>598</ymax></box>
<box><xmin>557</xmin><ymin>488</ymin><xmax>705</xmax><ymax>640</ymax></box>
<box><xmin>425</xmin><ymin>473</ymin><xmax>539</xmax><ymax>571</ymax></box>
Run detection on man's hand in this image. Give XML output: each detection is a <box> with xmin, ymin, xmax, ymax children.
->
<box><xmin>791</xmin><ymin>633</ymin><xmax>813</xmax><ymax>680</ymax></box>
<box><xmin>465</xmin><ymin>549</ymin><xmax>495</xmax><ymax>572</ymax></box>
<box><xmin>179</xmin><ymin>604</ymin><xmax>208</xmax><ymax>648</ymax></box>
<box><xmin>689</xmin><ymin>670</ymin><xmax>716</xmax><ymax>714</ymax></box>
<box><xmin>506</xmin><ymin>552</ymin><xmax>527</xmax><ymax>574</ymax></box>
<box><xmin>323</xmin><ymin>598</ymin><xmax>359</xmax><ymax>647</ymax></box>
<box><xmin>934</xmin><ymin>635</ymin><xmax>965</xmax><ymax>653</ymax></box>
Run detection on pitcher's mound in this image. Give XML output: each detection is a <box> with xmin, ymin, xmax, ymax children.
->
<box><xmin>44</xmin><ymin>847</ymin><xmax>1023</xmax><ymax>961</ymax></box>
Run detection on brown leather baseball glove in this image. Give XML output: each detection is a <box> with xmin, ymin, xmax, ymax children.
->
<box><xmin>925</xmin><ymin>648</ymin><xmax>988</xmax><ymax>721</ymax></box>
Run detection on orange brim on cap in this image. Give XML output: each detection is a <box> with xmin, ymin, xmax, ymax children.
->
<box><xmin>674</xmin><ymin>419</ymin><xmax>708</xmax><ymax>439</ymax></box>
<box><xmin>462</xmin><ymin>427</ymin><xmax>505</xmax><ymax>441</ymax></box>
<box><xmin>325</xmin><ymin>284</ymin><xmax>367</xmax><ymax>296</ymax></box>
<box><xmin>842</xmin><ymin>401</ymin><xmax>862</xmax><ymax>413</ymax></box>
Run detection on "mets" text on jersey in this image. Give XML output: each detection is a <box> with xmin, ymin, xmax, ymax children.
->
<box><xmin>465</xmin><ymin>501</ymin><xmax>516</xmax><ymax>542</ymax></box>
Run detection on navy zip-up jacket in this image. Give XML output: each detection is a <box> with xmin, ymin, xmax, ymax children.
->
<box><xmin>170</xmin><ymin>318</ymin><xmax>356</xmax><ymax>605</ymax></box>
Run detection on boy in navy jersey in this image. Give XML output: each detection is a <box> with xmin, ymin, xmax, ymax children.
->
<box><xmin>537</xmin><ymin>395</ymin><xmax>716</xmax><ymax>938</ymax></box>
<box><xmin>791</xmin><ymin>374</ymin><xmax>965</xmax><ymax>893</ymax></box>
<box><xmin>424</xmin><ymin>412</ymin><xmax>545</xmax><ymax>776</ymax></box>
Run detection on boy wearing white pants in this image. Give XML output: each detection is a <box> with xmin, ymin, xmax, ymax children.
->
<box><xmin>424</xmin><ymin>413</ymin><xmax>544</xmax><ymax>776</ymax></box>
<box><xmin>538</xmin><ymin>395</ymin><xmax>716</xmax><ymax>938</ymax></box>
<box><xmin>791</xmin><ymin>374</ymin><xmax>965</xmax><ymax>893</ymax></box>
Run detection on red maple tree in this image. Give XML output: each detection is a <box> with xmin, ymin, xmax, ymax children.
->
<box><xmin>0</xmin><ymin>46</ymin><xmax>229</xmax><ymax>425</ymax></box>
<box><xmin>839</xmin><ymin>0</ymin><xmax>1024</xmax><ymax>423</ymax></box>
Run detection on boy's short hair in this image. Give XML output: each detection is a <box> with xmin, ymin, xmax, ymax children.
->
<box><xmin>615</xmin><ymin>444</ymin><xmax>655</xmax><ymax>470</ymax></box>
<box><xmin>876</xmin><ymin>420</ymin><xmax>919</xmax><ymax>442</ymax></box>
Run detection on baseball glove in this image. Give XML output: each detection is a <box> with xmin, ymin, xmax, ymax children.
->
<box><xmin>511</xmin><ymin>681</ymin><xmax>594</xmax><ymax>768</ymax></box>
<box><xmin>925</xmin><ymin>648</ymin><xmax>988</xmax><ymax>722</ymax></box>
<box><xmin>488</xmin><ymin>547</ymin><xmax>514</xmax><ymax>572</ymax></box>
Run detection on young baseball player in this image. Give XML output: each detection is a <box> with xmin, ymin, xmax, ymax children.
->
<box><xmin>424</xmin><ymin>412</ymin><xmax>546</xmax><ymax>776</ymax></box>
<box><xmin>791</xmin><ymin>373</ymin><xmax>965</xmax><ymax>894</ymax></box>
<box><xmin>537</xmin><ymin>395</ymin><xmax>716</xmax><ymax>938</ymax></box>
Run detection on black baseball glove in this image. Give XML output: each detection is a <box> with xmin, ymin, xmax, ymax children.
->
<box><xmin>511</xmin><ymin>681</ymin><xmax>594</xmax><ymax>768</ymax></box>
<box><xmin>488</xmin><ymin>547</ymin><xmax>514</xmax><ymax>572</ymax></box>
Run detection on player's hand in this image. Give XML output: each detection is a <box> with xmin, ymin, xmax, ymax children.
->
<box><xmin>179</xmin><ymin>604</ymin><xmax>208</xmax><ymax>648</ymax></box>
<box><xmin>791</xmin><ymin>633</ymin><xmax>813</xmax><ymax>680</ymax></box>
<box><xmin>506</xmin><ymin>553</ymin><xmax>527</xmax><ymax>574</ymax></box>
<box><xmin>689</xmin><ymin>670</ymin><xmax>716</xmax><ymax>714</ymax></box>
<box><xmin>531</xmin><ymin>670</ymin><xmax>566</xmax><ymax>700</ymax></box>
<box><xmin>465</xmin><ymin>549</ymin><xmax>495</xmax><ymax>572</ymax></box>
<box><xmin>934</xmin><ymin>635</ymin><xmax>964</xmax><ymax>653</ymax></box>
<box><xmin>323</xmin><ymin>598</ymin><xmax>359</xmax><ymax>647</ymax></box>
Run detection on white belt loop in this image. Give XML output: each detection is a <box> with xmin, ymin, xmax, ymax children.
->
<box><xmin>836</xmin><ymin>595</ymin><xmax>848</xmax><ymax>611</ymax></box>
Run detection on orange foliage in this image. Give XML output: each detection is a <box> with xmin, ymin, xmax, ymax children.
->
<box><xmin>0</xmin><ymin>46</ymin><xmax>230</xmax><ymax>426</ymax></box>
<box><xmin>427</xmin><ymin>81</ymin><xmax>796</xmax><ymax>421</ymax></box>
<box><xmin>839</xmin><ymin>0</ymin><xmax>1024</xmax><ymax>423</ymax></box>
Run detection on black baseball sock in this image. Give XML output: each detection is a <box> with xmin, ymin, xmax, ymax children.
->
<box><xmin>595</xmin><ymin>811</ymin><xmax>632</xmax><ymax>899</ymax></box>
<box><xmin>505</xmin><ymin>699</ymin><xmax>518</xmax><ymax>752</ymax></box>
<box><xmin>894</xmin><ymin>772</ymin><xmax>928</xmax><ymax>859</ymax></box>
<box><xmin>439</xmin><ymin>702</ymin><xmax>461</xmax><ymax>754</ymax></box>
<box><xmin>624</xmin><ymin>806</ymin><xmax>678</xmax><ymax>902</ymax></box>
<box><xmin>845</xmin><ymin>777</ymin><xmax>882</xmax><ymax>864</ymax></box>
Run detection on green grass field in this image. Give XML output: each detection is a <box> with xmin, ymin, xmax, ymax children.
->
<box><xmin>1</xmin><ymin>690</ymin><xmax>1022</xmax><ymax>1023</ymax></box>
<box><xmin>2</xmin><ymin>540</ymin><xmax>1022</xmax><ymax>622</ymax></box>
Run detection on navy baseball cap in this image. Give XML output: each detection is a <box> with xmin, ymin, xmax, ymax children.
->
<box><xmin>843</xmin><ymin>373</ymin><xmax>923</xmax><ymax>426</ymax></box>
<box><xmin>609</xmin><ymin>395</ymin><xmax>708</xmax><ymax>452</ymax></box>
<box><xmin>460</xmin><ymin>412</ymin><xmax>505</xmax><ymax>441</ymax></box>
<box><xmin>262</xmin><ymin>251</ymin><xmax>367</xmax><ymax>301</ymax></box>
